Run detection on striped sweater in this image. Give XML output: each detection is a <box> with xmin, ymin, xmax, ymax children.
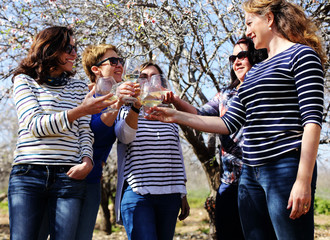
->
<box><xmin>13</xmin><ymin>74</ymin><xmax>93</xmax><ymax>166</ymax></box>
<box><xmin>115</xmin><ymin>105</ymin><xmax>187</xmax><ymax>223</ymax></box>
<box><xmin>222</xmin><ymin>44</ymin><xmax>324</xmax><ymax>166</ymax></box>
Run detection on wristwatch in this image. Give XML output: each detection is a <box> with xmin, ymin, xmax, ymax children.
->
<box><xmin>131</xmin><ymin>105</ymin><xmax>140</xmax><ymax>114</ymax></box>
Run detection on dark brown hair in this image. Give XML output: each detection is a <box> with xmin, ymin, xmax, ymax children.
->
<box><xmin>12</xmin><ymin>26</ymin><xmax>74</xmax><ymax>84</ymax></box>
<box><xmin>140</xmin><ymin>62</ymin><xmax>164</xmax><ymax>75</ymax></box>
<box><xmin>228</xmin><ymin>36</ymin><xmax>268</xmax><ymax>90</ymax></box>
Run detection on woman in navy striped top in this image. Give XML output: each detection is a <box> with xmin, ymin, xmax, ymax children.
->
<box><xmin>146</xmin><ymin>0</ymin><xmax>326</xmax><ymax>239</ymax></box>
<box><xmin>8</xmin><ymin>26</ymin><xmax>113</xmax><ymax>239</ymax></box>
<box><xmin>115</xmin><ymin>62</ymin><xmax>189</xmax><ymax>240</ymax></box>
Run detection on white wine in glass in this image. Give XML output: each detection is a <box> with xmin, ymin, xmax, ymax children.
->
<box><xmin>140</xmin><ymin>78</ymin><xmax>165</xmax><ymax>115</ymax></box>
<box><xmin>123</xmin><ymin>73</ymin><xmax>140</xmax><ymax>83</ymax></box>
<box><xmin>122</xmin><ymin>58</ymin><xmax>140</xmax><ymax>82</ymax></box>
<box><xmin>149</xmin><ymin>74</ymin><xmax>172</xmax><ymax>102</ymax></box>
<box><xmin>122</xmin><ymin>58</ymin><xmax>141</xmax><ymax>102</ymax></box>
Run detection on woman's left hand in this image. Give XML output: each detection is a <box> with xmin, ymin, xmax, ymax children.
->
<box><xmin>287</xmin><ymin>178</ymin><xmax>311</xmax><ymax>219</ymax></box>
<box><xmin>67</xmin><ymin>156</ymin><xmax>93</xmax><ymax>180</ymax></box>
<box><xmin>178</xmin><ymin>195</ymin><xmax>190</xmax><ymax>221</ymax></box>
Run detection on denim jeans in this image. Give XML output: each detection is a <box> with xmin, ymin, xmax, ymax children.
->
<box><xmin>238</xmin><ymin>150</ymin><xmax>317</xmax><ymax>240</ymax></box>
<box><xmin>8</xmin><ymin>164</ymin><xmax>86</xmax><ymax>240</ymax></box>
<box><xmin>215</xmin><ymin>183</ymin><xmax>244</xmax><ymax>240</ymax></box>
<box><xmin>121</xmin><ymin>184</ymin><xmax>181</xmax><ymax>240</ymax></box>
<box><xmin>75</xmin><ymin>182</ymin><xmax>101</xmax><ymax>240</ymax></box>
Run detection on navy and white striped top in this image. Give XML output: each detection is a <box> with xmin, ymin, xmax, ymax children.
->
<box><xmin>117</xmin><ymin>106</ymin><xmax>187</xmax><ymax>196</ymax></box>
<box><xmin>13</xmin><ymin>74</ymin><xmax>93</xmax><ymax>166</ymax></box>
<box><xmin>222</xmin><ymin>44</ymin><xmax>324</xmax><ymax>166</ymax></box>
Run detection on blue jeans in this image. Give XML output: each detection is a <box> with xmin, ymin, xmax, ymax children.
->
<box><xmin>215</xmin><ymin>183</ymin><xmax>244</xmax><ymax>240</ymax></box>
<box><xmin>8</xmin><ymin>164</ymin><xmax>86</xmax><ymax>240</ymax></box>
<box><xmin>75</xmin><ymin>182</ymin><xmax>101</xmax><ymax>240</ymax></box>
<box><xmin>121</xmin><ymin>184</ymin><xmax>181</xmax><ymax>240</ymax></box>
<box><xmin>238</xmin><ymin>150</ymin><xmax>317</xmax><ymax>240</ymax></box>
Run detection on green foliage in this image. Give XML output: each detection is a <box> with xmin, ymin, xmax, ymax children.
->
<box><xmin>314</xmin><ymin>197</ymin><xmax>330</xmax><ymax>215</ymax></box>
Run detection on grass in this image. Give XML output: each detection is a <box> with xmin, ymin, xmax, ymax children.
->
<box><xmin>199</xmin><ymin>227</ymin><xmax>210</xmax><ymax>234</ymax></box>
<box><xmin>314</xmin><ymin>196</ymin><xmax>330</xmax><ymax>215</ymax></box>
<box><xmin>186</xmin><ymin>189</ymin><xmax>330</xmax><ymax>216</ymax></box>
<box><xmin>187</xmin><ymin>189</ymin><xmax>210</xmax><ymax>208</ymax></box>
<box><xmin>315</xmin><ymin>222</ymin><xmax>330</xmax><ymax>230</ymax></box>
<box><xmin>0</xmin><ymin>201</ymin><xmax>8</xmax><ymax>214</ymax></box>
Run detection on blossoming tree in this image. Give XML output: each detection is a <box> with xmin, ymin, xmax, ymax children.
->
<box><xmin>0</xmin><ymin>0</ymin><xmax>329</xmax><ymax>237</ymax></box>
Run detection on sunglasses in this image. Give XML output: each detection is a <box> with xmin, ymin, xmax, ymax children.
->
<box><xmin>65</xmin><ymin>44</ymin><xmax>77</xmax><ymax>54</ymax></box>
<box><xmin>229</xmin><ymin>51</ymin><xmax>248</xmax><ymax>63</ymax></box>
<box><xmin>95</xmin><ymin>57</ymin><xmax>125</xmax><ymax>67</ymax></box>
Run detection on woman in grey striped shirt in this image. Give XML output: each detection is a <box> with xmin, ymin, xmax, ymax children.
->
<box><xmin>115</xmin><ymin>62</ymin><xmax>189</xmax><ymax>240</ymax></box>
<box><xmin>8</xmin><ymin>26</ymin><xmax>113</xmax><ymax>239</ymax></box>
<box><xmin>146</xmin><ymin>0</ymin><xmax>326</xmax><ymax>239</ymax></box>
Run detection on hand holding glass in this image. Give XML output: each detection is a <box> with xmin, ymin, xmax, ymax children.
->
<box><xmin>140</xmin><ymin>81</ymin><xmax>163</xmax><ymax>108</ymax></box>
<box><xmin>95</xmin><ymin>76</ymin><xmax>119</xmax><ymax>113</ymax></box>
<box><xmin>149</xmin><ymin>74</ymin><xmax>172</xmax><ymax>107</ymax></box>
<box><xmin>122</xmin><ymin>58</ymin><xmax>141</xmax><ymax>103</ymax></box>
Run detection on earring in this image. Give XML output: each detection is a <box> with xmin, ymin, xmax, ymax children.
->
<box><xmin>269</xmin><ymin>27</ymin><xmax>272</xmax><ymax>31</ymax></box>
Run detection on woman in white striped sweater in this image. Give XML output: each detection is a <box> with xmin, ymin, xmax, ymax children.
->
<box><xmin>8</xmin><ymin>26</ymin><xmax>113</xmax><ymax>240</ymax></box>
<box><xmin>146</xmin><ymin>0</ymin><xmax>326</xmax><ymax>239</ymax></box>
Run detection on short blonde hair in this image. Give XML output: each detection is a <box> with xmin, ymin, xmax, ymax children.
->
<box><xmin>82</xmin><ymin>44</ymin><xmax>118</xmax><ymax>82</ymax></box>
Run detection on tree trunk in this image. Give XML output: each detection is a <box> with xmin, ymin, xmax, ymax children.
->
<box><xmin>100</xmin><ymin>179</ymin><xmax>112</xmax><ymax>234</ymax></box>
<box><xmin>180</xmin><ymin>125</ymin><xmax>220</xmax><ymax>239</ymax></box>
<box><xmin>205</xmin><ymin>196</ymin><xmax>217</xmax><ymax>240</ymax></box>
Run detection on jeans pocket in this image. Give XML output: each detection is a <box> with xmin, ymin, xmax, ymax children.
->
<box><xmin>10</xmin><ymin>165</ymin><xmax>32</xmax><ymax>176</ymax></box>
<box><xmin>55</xmin><ymin>172</ymin><xmax>86</xmax><ymax>199</ymax></box>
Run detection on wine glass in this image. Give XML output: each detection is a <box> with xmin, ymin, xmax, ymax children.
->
<box><xmin>149</xmin><ymin>74</ymin><xmax>172</xmax><ymax>107</ymax></box>
<box><xmin>137</xmin><ymin>77</ymin><xmax>148</xmax><ymax>99</ymax></box>
<box><xmin>122</xmin><ymin>58</ymin><xmax>141</xmax><ymax>83</ymax></box>
<box><xmin>140</xmin><ymin>78</ymin><xmax>164</xmax><ymax>116</ymax></box>
<box><xmin>122</xmin><ymin>58</ymin><xmax>141</xmax><ymax>103</ymax></box>
<box><xmin>95</xmin><ymin>76</ymin><xmax>119</xmax><ymax>113</ymax></box>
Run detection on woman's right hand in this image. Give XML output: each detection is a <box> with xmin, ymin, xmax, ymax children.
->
<box><xmin>80</xmin><ymin>86</ymin><xmax>116</xmax><ymax>115</ymax></box>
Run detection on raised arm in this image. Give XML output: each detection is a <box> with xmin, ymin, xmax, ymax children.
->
<box><xmin>146</xmin><ymin>107</ymin><xmax>230</xmax><ymax>135</ymax></box>
<box><xmin>163</xmin><ymin>91</ymin><xmax>197</xmax><ymax>114</ymax></box>
<box><xmin>67</xmin><ymin>86</ymin><xmax>115</xmax><ymax>123</ymax></box>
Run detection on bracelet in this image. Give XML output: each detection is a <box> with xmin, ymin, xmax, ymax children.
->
<box><xmin>131</xmin><ymin>105</ymin><xmax>140</xmax><ymax>114</ymax></box>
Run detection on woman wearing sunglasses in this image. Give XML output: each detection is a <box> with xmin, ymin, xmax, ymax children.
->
<box><xmin>75</xmin><ymin>44</ymin><xmax>140</xmax><ymax>240</ymax></box>
<box><xmin>163</xmin><ymin>36</ymin><xmax>267</xmax><ymax>239</ymax></box>
<box><xmin>9</xmin><ymin>26</ymin><xmax>113</xmax><ymax>239</ymax></box>
<box><xmin>147</xmin><ymin>0</ymin><xmax>326</xmax><ymax>238</ymax></box>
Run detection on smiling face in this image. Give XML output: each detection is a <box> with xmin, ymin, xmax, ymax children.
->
<box><xmin>50</xmin><ymin>36</ymin><xmax>77</xmax><ymax>77</ymax></box>
<box><xmin>232</xmin><ymin>43</ymin><xmax>252</xmax><ymax>82</ymax></box>
<box><xmin>245</xmin><ymin>12</ymin><xmax>271</xmax><ymax>50</ymax></box>
<box><xmin>95</xmin><ymin>50</ymin><xmax>123</xmax><ymax>83</ymax></box>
